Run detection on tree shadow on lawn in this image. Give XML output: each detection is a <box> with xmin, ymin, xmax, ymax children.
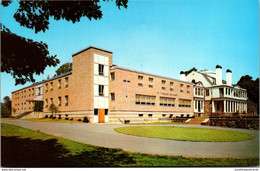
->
<box><xmin>1</xmin><ymin>136</ymin><xmax>135</xmax><ymax>167</ymax></box>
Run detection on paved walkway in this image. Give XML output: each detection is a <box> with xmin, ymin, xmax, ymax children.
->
<box><xmin>2</xmin><ymin>119</ymin><xmax>259</xmax><ymax>158</ymax></box>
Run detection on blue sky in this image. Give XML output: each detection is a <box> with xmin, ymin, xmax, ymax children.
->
<box><xmin>1</xmin><ymin>0</ymin><xmax>259</xmax><ymax>101</ymax></box>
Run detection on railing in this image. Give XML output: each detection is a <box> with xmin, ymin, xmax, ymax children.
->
<box><xmin>11</xmin><ymin>111</ymin><xmax>33</xmax><ymax>119</ymax></box>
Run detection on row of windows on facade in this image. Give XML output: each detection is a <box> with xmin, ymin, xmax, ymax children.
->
<box><xmin>14</xmin><ymin>88</ymin><xmax>35</xmax><ymax>99</ymax></box>
<box><xmin>219</xmin><ymin>87</ymin><xmax>247</xmax><ymax>98</ymax></box>
<box><xmin>110</xmin><ymin>93</ymin><xmax>191</xmax><ymax>107</ymax></box>
<box><xmin>45</xmin><ymin>96</ymin><xmax>69</xmax><ymax>107</ymax></box>
<box><xmin>45</xmin><ymin>77</ymin><xmax>69</xmax><ymax>92</ymax></box>
<box><xmin>138</xmin><ymin>113</ymin><xmax>190</xmax><ymax>118</ymax></box>
<box><xmin>14</xmin><ymin>101</ymin><xmax>33</xmax><ymax>111</ymax></box>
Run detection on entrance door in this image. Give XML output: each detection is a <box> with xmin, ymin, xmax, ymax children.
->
<box><xmin>98</xmin><ymin>109</ymin><xmax>105</xmax><ymax>123</ymax></box>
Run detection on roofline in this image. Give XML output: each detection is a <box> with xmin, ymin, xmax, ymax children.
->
<box><xmin>72</xmin><ymin>46</ymin><xmax>113</xmax><ymax>57</ymax></box>
<box><xmin>12</xmin><ymin>71</ymin><xmax>72</xmax><ymax>94</ymax></box>
<box><xmin>111</xmin><ymin>65</ymin><xmax>194</xmax><ymax>85</ymax></box>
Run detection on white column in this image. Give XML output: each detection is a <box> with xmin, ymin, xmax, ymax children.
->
<box><xmin>212</xmin><ymin>101</ymin><xmax>215</xmax><ymax>113</ymax></box>
<box><xmin>235</xmin><ymin>102</ymin><xmax>237</xmax><ymax>113</ymax></box>
<box><xmin>229</xmin><ymin>101</ymin><xmax>231</xmax><ymax>113</ymax></box>
<box><xmin>232</xmin><ymin>101</ymin><xmax>235</xmax><ymax>113</ymax></box>
<box><xmin>223</xmin><ymin>100</ymin><xmax>226</xmax><ymax>113</ymax></box>
<box><xmin>245</xmin><ymin>103</ymin><xmax>247</xmax><ymax>113</ymax></box>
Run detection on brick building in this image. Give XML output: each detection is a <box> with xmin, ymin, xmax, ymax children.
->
<box><xmin>11</xmin><ymin>46</ymin><xmax>196</xmax><ymax>123</ymax></box>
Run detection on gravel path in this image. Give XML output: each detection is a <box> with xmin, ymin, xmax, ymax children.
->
<box><xmin>2</xmin><ymin>119</ymin><xmax>259</xmax><ymax>158</ymax></box>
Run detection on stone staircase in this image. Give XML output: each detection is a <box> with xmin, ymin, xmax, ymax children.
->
<box><xmin>11</xmin><ymin>111</ymin><xmax>32</xmax><ymax>119</ymax></box>
<box><xmin>186</xmin><ymin>118</ymin><xmax>209</xmax><ymax>125</ymax></box>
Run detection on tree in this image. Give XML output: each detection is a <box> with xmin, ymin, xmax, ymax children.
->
<box><xmin>1</xmin><ymin>96</ymin><xmax>11</xmax><ymax>118</ymax></box>
<box><xmin>55</xmin><ymin>62</ymin><xmax>72</xmax><ymax>76</ymax></box>
<box><xmin>237</xmin><ymin>75</ymin><xmax>259</xmax><ymax>112</ymax></box>
<box><xmin>48</xmin><ymin>104</ymin><xmax>59</xmax><ymax>118</ymax></box>
<box><xmin>1</xmin><ymin>0</ymin><xmax>128</xmax><ymax>85</ymax></box>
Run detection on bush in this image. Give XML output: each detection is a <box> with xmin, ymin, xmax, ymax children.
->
<box><xmin>58</xmin><ymin>116</ymin><xmax>61</xmax><ymax>119</ymax></box>
<box><xmin>83</xmin><ymin>116</ymin><xmax>89</xmax><ymax>123</ymax></box>
<box><xmin>52</xmin><ymin>116</ymin><xmax>56</xmax><ymax>119</ymax></box>
<box><xmin>70</xmin><ymin>118</ymin><xmax>73</xmax><ymax>121</ymax></box>
<box><xmin>49</xmin><ymin>115</ymin><xmax>53</xmax><ymax>119</ymax></box>
<box><xmin>77</xmin><ymin>119</ymin><xmax>82</xmax><ymax>122</ymax></box>
<box><xmin>65</xmin><ymin>118</ymin><xmax>69</xmax><ymax>120</ymax></box>
<box><xmin>44</xmin><ymin>115</ymin><xmax>48</xmax><ymax>118</ymax></box>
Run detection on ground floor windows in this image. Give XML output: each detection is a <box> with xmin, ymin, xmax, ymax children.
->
<box><xmin>160</xmin><ymin>97</ymin><xmax>175</xmax><ymax>107</ymax></box>
<box><xmin>139</xmin><ymin>114</ymin><xmax>143</xmax><ymax>117</ymax></box>
<box><xmin>135</xmin><ymin>94</ymin><xmax>155</xmax><ymax>105</ymax></box>
<box><xmin>110</xmin><ymin>93</ymin><xmax>115</xmax><ymax>101</ymax></box>
<box><xmin>148</xmin><ymin>114</ymin><xmax>153</xmax><ymax>117</ymax></box>
<box><xmin>65</xmin><ymin>95</ymin><xmax>68</xmax><ymax>106</ymax></box>
<box><xmin>179</xmin><ymin>99</ymin><xmax>191</xmax><ymax>107</ymax></box>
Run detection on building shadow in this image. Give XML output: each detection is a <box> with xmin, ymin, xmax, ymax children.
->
<box><xmin>1</xmin><ymin>136</ymin><xmax>135</xmax><ymax>167</ymax></box>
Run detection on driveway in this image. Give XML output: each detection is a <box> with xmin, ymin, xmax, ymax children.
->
<box><xmin>2</xmin><ymin>119</ymin><xmax>259</xmax><ymax>158</ymax></box>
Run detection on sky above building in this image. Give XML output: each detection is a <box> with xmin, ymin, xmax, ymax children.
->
<box><xmin>1</xmin><ymin>0</ymin><xmax>259</xmax><ymax>101</ymax></box>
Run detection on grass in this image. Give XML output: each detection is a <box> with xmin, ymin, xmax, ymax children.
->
<box><xmin>1</xmin><ymin>123</ymin><xmax>258</xmax><ymax>167</ymax></box>
<box><xmin>114</xmin><ymin>126</ymin><xmax>255</xmax><ymax>142</ymax></box>
<box><xmin>129</xmin><ymin>122</ymin><xmax>183</xmax><ymax>125</ymax></box>
<box><xmin>21</xmin><ymin>118</ymin><xmax>84</xmax><ymax>123</ymax></box>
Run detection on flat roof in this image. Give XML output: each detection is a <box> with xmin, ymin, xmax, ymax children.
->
<box><xmin>12</xmin><ymin>71</ymin><xmax>72</xmax><ymax>94</ymax></box>
<box><xmin>72</xmin><ymin>46</ymin><xmax>113</xmax><ymax>57</ymax></box>
<box><xmin>111</xmin><ymin>65</ymin><xmax>194</xmax><ymax>85</ymax></box>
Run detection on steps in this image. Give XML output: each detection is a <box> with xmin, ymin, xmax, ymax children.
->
<box><xmin>186</xmin><ymin>118</ymin><xmax>208</xmax><ymax>125</ymax></box>
<box><xmin>11</xmin><ymin>111</ymin><xmax>33</xmax><ymax>119</ymax></box>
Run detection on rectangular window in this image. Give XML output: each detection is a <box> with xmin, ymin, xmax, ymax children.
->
<box><xmin>110</xmin><ymin>72</ymin><xmax>115</xmax><ymax>81</ymax></box>
<box><xmin>50</xmin><ymin>82</ymin><xmax>53</xmax><ymax>91</ymax></box>
<box><xmin>179</xmin><ymin>99</ymin><xmax>191</xmax><ymax>107</ymax></box>
<box><xmin>58</xmin><ymin>97</ymin><xmax>61</xmax><ymax>106</ymax></box>
<box><xmin>206</xmin><ymin>89</ymin><xmax>209</xmax><ymax>96</ymax></box>
<box><xmin>162</xmin><ymin>80</ymin><xmax>166</xmax><ymax>85</ymax></box>
<box><xmin>99</xmin><ymin>85</ymin><xmax>104</xmax><ymax>96</ymax></box>
<box><xmin>159</xmin><ymin>97</ymin><xmax>175</xmax><ymax>107</ymax></box>
<box><xmin>38</xmin><ymin>87</ymin><xmax>41</xmax><ymax>95</ymax></box>
<box><xmin>162</xmin><ymin>114</ymin><xmax>166</xmax><ymax>117</ymax></box>
<box><xmin>45</xmin><ymin>99</ymin><xmax>48</xmax><ymax>108</ymax></box>
<box><xmin>138</xmin><ymin>75</ymin><xmax>143</xmax><ymax>81</ymax></box>
<box><xmin>135</xmin><ymin>94</ymin><xmax>156</xmax><ymax>106</ymax></box>
<box><xmin>99</xmin><ymin>64</ymin><xmax>104</xmax><ymax>75</ymax></box>
<box><xmin>94</xmin><ymin>109</ymin><xmax>98</xmax><ymax>115</ymax></box>
<box><xmin>180</xmin><ymin>84</ymin><xmax>183</xmax><ymax>93</ymax></box>
<box><xmin>65</xmin><ymin>77</ymin><xmax>68</xmax><ymax>88</ymax></box>
<box><xmin>148</xmin><ymin>114</ymin><xmax>153</xmax><ymax>117</ymax></box>
<box><xmin>149</xmin><ymin>85</ymin><xmax>153</xmax><ymax>88</ymax></box>
<box><xmin>170</xmin><ymin>88</ymin><xmax>174</xmax><ymax>91</ymax></box>
<box><xmin>105</xmin><ymin>109</ymin><xmax>108</xmax><ymax>115</ymax></box>
<box><xmin>50</xmin><ymin>98</ymin><xmax>53</xmax><ymax>104</ymax></box>
<box><xmin>149</xmin><ymin>78</ymin><xmax>153</xmax><ymax>83</ymax></box>
<box><xmin>32</xmin><ymin>88</ymin><xmax>34</xmax><ymax>96</ymax></box>
<box><xmin>138</xmin><ymin>114</ymin><xmax>143</xmax><ymax>117</ymax></box>
<box><xmin>110</xmin><ymin>93</ymin><xmax>115</xmax><ymax>101</ymax></box>
<box><xmin>58</xmin><ymin>79</ymin><xmax>61</xmax><ymax>89</ymax></box>
<box><xmin>45</xmin><ymin>84</ymin><xmax>48</xmax><ymax>92</ymax></box>
<box><xmin>65</xmin><ymin>95</ymin><xmax>68</xmax><ymax>106</ymax></box>
<box><xmin>138</xmin><ymin>83</ymin><xmax>143</xmax><ymax>87</ymax></box>
<box><xmin>161</xmin><ymin>87</ymin><xmax>166</xmax><ymax>90</ymax></box>
<box><xmin>170</xmin><ymin>82</ymin><xmax>174</xmax><ymax>87</ymax></box>
<box><xmin>187</xmin><ymin>85</ymin><xmax>190</xmax><ymax>93</ymax></box>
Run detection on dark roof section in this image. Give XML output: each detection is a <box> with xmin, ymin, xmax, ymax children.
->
<box><xmin>226</xmin><ymin>69</ymin><xmax>232</xmax><ymax>73</ymax></box>
<box><xmin>216</xmin><ymin>65</ymin><xmax>222</xmax><ymax>69</ymax></box>
<box><xmin>72</xmin><ymin>46</ymin><xmax>113</xmax><ymax>57</ymax></box>
<box><xmin>12</xmin><ymin>71</ymin><xmax>72</xmax><ymax>94</ymax></box>
<box><xmin>111</xmin><ymin>65</ymin><xmax>194</xmax><ymax>85</ymax></box>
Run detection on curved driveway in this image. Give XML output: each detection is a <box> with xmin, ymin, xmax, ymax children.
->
<box><xmin>2</xmin><ymin>119</ymin><xmax>259</xmax><ymax>158</ymax></box>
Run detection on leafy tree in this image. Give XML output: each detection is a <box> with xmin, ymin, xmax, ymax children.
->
<box><xmin>1</xmin><ymin>96</ymin><xmax>11</xmax><ymax>118</ymax></box>
<box><xmin>237</xmin><ymin>75</ymin><xmax>259</xmax><ymax>112</ymax></box>
<box><xmin>55</xmin><ymin>62</ymin><xmax>72</xmax><ymax>76</ymax></box>
<box><xmin>48</xmin><ymin>103</ymin><xmax>59</xmax><ymax>118</ymax></box>
<box><xmin>1</xmin><ymin>0</ymin><xmax>128</xmax><ymax>85</ymax></box>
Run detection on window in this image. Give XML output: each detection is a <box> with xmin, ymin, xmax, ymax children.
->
<box><xmin>149</xmin><ymin>78</ymin><xmax>153</xmax><ymax>83</ymax></box>
<box><xmin>148</xmin><ymin>114</ymin><xmax>153</xmax><ymax>117</ymax></box>
<box><xmin>170</xmin><ymin>88</ymin><xmax>174</xmax><ymax>91</ymax></box>
<box><xmin>110</xmin><ymin>72</ymin><xmax>115</xmax><ymax>81</ymax></box>
<box><xmin>206</xmin><ymin>89</ymin><xmax>209</xmax><ymax>96</ymax></box>
<box><xmin>65</xmin><ymin>77</ymin><xmax>68</xmax><ymax>88</ymax></box>
<box><xmin>138</xmin><ymin>75</ymin><xmax>143</xmax><ymax>81</ymax></box>
<box><xmin>32</xmin><ymin>88</ymin><xmax>34</xmax><ymax>96</ymax></box>
<box><xmin>65</xmin><ymin>96</ymin><xmax>68</xmax><ymax>106</ymax></box>
<box><xmin>99</xmin><ymin>64</ymin><xmax>104</xmax><ymax>75</ymax></box>
<box><xmin>135</xmin><ymin>94</ymin><xmax>155</xmax><ymax>105</ymax></box>
<box><xmin>187</xmin><ymin>85</ymin><xmax>190</xmax><ymax>93</ymax></box>
<box><xmin>162</xmin><ymin>87</ymin><xmax>166</xmax><ymax>90</ymax></box>
<box><xmin>178</xmin><ymin>99</ymin><xmax>191</xmax><ymax>107</ymax></box>
<box><xmin>94</xmin><ymin>109</ymin><xmax>98</xmax><ymax>115</ymax></box>
<box><xmin>99</xmin><ymin>85</ymin><xmax>104</xmax><ymax>96</ymax></box>
<box><xmin>50</xmin><ymin>98</ymin><xmax>53</xmax><ymax>104</ymax></box>
<box><xmin>162</xmin><ymin>114</ymin><xmax>166</xmax><ymax>117</ymax></box>
<box><xmin>180</xmin><ymin>84</ymin><xmax>183</xmax><ymax>93</ymax></box>
<box><xmin>58</xmin><ymin>79</ymin><xmax>61</xmax><ymax>89</ymax></box>
<box><xmin>58</xmin><ymin>97</ymin><xmax>61</xmax><ymax>106</ymax></box>
<box><xmin>45</xmin><ymin>84</ymin><xmax>48</xmax><ymax>92</ymax></box>
<box><xmin>138</xmin><ymin>83</ymin><xmax>143</xmax><ymax>87</ymax></box>
<box><xmin>110</xmin><ymin>93</ymin><xmax>115</xmax><ymax>101</ymax></box>
<box><xmin>170</xmin><ymin>82</ymin><xmax>174</xmax><ymax>87</ymax></box>
<box><xmin>105</xmin><ymin>109</ymin><xmax>108</xmax><ymax>115</ymax></box>
<box><xmin>50</xmin><ymin>82</ymin><xmax>53</xmax><ymax>91</ymax></box>
<box><xmin>45</xmin><ymin>99</ymin><xmax>48</xmax><ymax>108</ymax></box>
<box><xmin>138</xmin><ymin>114</ymin><xmax>143</xmax><ymax>117</ymax></box>
<box><xmin>162</xmin><ymin>80</ymin><xmax>166</xmax><ymax>85</ymax></box>
<box><xmin>160</xmin><ymin>97</ymin><xmax>175</xmax><ymax>107</ymax></box>
<box><xmin>149</xmin><ymin>85</ymin><xmax>153</xmax><ymax>88</ymax></box>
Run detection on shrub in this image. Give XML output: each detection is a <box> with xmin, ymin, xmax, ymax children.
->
<box><xmin>44</xmin><ymin>115</ymin><xmax>48</xmax><ymax>118</ymax></box>
<box><xmin>52</xmin><ymin>116</ymin><xmax>56</xmax><ymax>119</ymax></box>
<box><xmin>65</xmin><ymin>118</ymin><xmax>69</xmax><ymax>120</ymax></box>
<box><xmin>77</xmin><ymin>119</ymin><xmax>82</xmax><ymax>122</ymax></box>
<box><xmin>83</xmin><ymin>116</ymin><xmax>89</xmax><ymax>123</ymax></box>
<box><xmin>58</xmin><ymin>116</ymin><xmax>61</xmax><ymax>119</ymax></box>
<box><xmin>70</xmin><ymin>118</ymin><xmax>73</xmax><ymax>121</ymax></box>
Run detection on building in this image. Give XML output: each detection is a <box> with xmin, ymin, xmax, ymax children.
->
<box><xmin>180</xmin><ymin>65</ymin><xmax>248</xmax><ymax>116</ymax></box>
<box><xmin>11</xmin><ymin>46</ymin><xmax>194</xmax><ymax>123</ymax></box>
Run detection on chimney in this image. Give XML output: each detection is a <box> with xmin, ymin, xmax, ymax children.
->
<box><xmin>226</xmin><ymin>69</ymin><xmax>232</xmax><ymax>86</ymax></box>
<box><xmin>180</xmin><ymin>71</ymin><xmax>186</xmax><ymax>81</ymax></box>
<box><xmin>215</xmin><ymin>65</ymin><xmax>222</xmax><ymax>85</ymax></box>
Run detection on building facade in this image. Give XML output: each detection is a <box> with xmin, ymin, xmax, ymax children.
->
<box><xmin>11</xmin><ymin>46</ymin><xmax>194</xmax><ymax>123</ymax></box>
<box><xmin>180</xmin><ymin>65</ymin><xmax>248</xmax><ymax>116</ymax></box>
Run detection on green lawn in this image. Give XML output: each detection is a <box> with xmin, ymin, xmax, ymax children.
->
<box><xmin>1</xmin><ymin>123</ymin><xmax>258</xmax><ymax>167</ymax></box>
<box><xmin>129</xmin><ymin>122</ymin><xmax>183</xmax><ymax>125</ymax></box>
<box><xmin>114</xmin><ymin>126</ymin><xmax>254</xmax><ymax>142</ymax></box>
